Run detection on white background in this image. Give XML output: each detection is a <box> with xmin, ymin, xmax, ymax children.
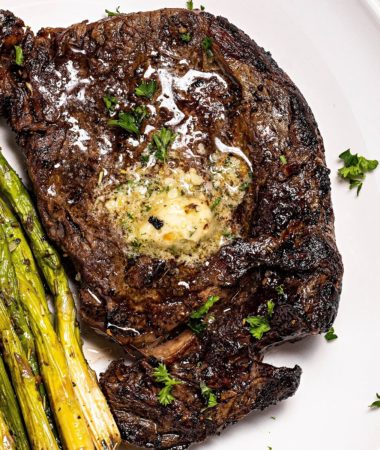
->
<box><xmin>1</xmin><ymin>1</ymin><xmax>380</xmax><ymax>449</ymax></box>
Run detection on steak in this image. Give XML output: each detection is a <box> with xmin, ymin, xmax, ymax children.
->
<box><xmin>0</xmin><ymin>7</ymin><xmax>343</xmax><ymax>449</ymax></box>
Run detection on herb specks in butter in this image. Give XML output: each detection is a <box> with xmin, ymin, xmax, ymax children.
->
<box><xmin>96</xmin><ymin>151</ymin><xmax>250</xmax><ymax>264</ymax></box>
<box><xmin>148</xmin><ymin>216</ymin><xmax>164</xmax><ymax>230</ymax></box>
<box><xmin>211</xmin><ymin>197</ymin><xmax>221</xmax><ymax>211</ymax></box>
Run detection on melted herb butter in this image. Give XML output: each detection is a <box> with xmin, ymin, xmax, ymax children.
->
<box><xmin>95</xmin><ymin>153</ymin><xmax>250</xmax><ymax>264</ymax></box>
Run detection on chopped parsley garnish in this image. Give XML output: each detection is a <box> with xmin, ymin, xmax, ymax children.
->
<box><xmin>200</xmin><ymin>382</ymin><xmax>218</xmax><ymax>409</ymax></box>
<box><xmin>103</xmin><ymin>94</ymin><xmax>118</xmax><ymax>112</ymax></box>
<box><xmin>189</xmin><ymin>295</ymin><xmax>220</xmax><ymax>334</ymax></box>
<box><xmin>14</xmin><ymin>45</ymin><xmax>24</xmax><ymax>66</ymax></box>
<box><xmin>244</xmin><ymin>300</ymin><xmax>275</xmax><ymax>340</ymax></box>
<box><xmin>153</xmin><ymin>363</ymin><xmax>182</xmax><ymax>406</ymax></box>
<box><xmin>140</xmin><ymin>154</ymin><xmax>150</xmax><ymax>165</ymax></box>
<box><xmin>105</xmin><ymin>6</ymin><xmax>121</xmax><ymax>16</ymax></box>
<box><xmin>267</xmin><ymin>299</ymin><xmax>275</xmax><ymax>317</ymax></box>
<box><xmin>135</xmin><ymin>80</ymin><xmax>157</xmax><ymax>99</ymax></box>
<box><xmin>275</xmin><ymin>285</ymin><xmax>285</xmax><ymax>296</ymax></box>
<box><xmin>245</xmin><ymin>316</ymin><xmax>270</xmax><ymax>340</ymax></box>
<box><xmin>211</xmin><ymin>197</ymin><xmax>221</xmax><ymax>211</ymax></box>
<box><xmin>324</xmin><ymin>327</ymin><xmax>338</xmax><ymax>341</ymax></box>
<box><xmin>186</xmin><ymin>1</ymin><xmax>205</xmax><ymax>11</ymax></box>
<box><xmin>131</xmin><ymin>239</ymin><xmax>142</xmax><ymax>250</ymax></box>
<box><xmin>151</xmin><ymin>127</ymin><xmax>176</xmax><ymax>163</ymax></box>
<box><xmin>180</xmin><ymin>32</ymin><xmax>192</xmax><ymax>43</ymax></box>
<box><xmin>338</xmin><ymin>149</ymin><xmax>378</xmax><ymax>195</ymax></box>
<box><xmin>108</xmin><ymin>105</ymin><xmax>148</xmax><ymax>135</ymax></box>
<box><xmin>240</xmin><ymin>181</ymin><xmax>250</xmax><ymax>191</ymax></box>
<box><xmin>202</xmin><ymin>36</ymin><xmax>213</xmax><ymax>57</ymax></box>
<box><xmin>189</xmin><ymin>319</ymin><xmax>206</xmax><ymax>334</ymax></box>
<box><xmin>279</xmin><ymin>155</ymin><xmax>287</xmax><ymax>165</ymax></box>
<box><xmin>191</xmin><ymin>295</ymin><xmax>220</xmax><ymax>319</ymax></box>
<box><xmin>369</xmin><ymin>393</ymin><xmax>380</xmax><ymax>409</ymax></box>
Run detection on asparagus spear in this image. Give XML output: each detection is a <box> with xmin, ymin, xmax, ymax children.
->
<box><xmin>0</xmin><ymin>151</ymin><xmax>121</xmax><ymax>449</ymax></box>
<box><xmin>0</xmin><ymin>355</ymin><xmax>29</xmax><ymax>450</ymax></box>
<box><xmin>0</xmin><ymin>297</ymin><xmax>58</xmax><ymax>449</ymax></box>
<box><xmin>0</xmin><ymin>198</ymin><xmax>94</xmax><ymax>449</ymax></box>
<box><xmin>0</xmin><ymin>214</ymin><xmax>57</xmax><ymax>440</ymax></box>
<box><xmin>0</xmin><ymin>409</ymin><xmax>16</xmax><ymax>450</ymax></box>
<box><xmin>0</xmin><ymin>225</ymin><xmax>36</xmax><ymax>371</ymax></box>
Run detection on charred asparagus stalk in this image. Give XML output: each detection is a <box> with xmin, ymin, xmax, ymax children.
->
<box><xmin>0</xmin><ymin>226</ymin><xmax>37</xmax><ymax>371</ymax></box>
<box><xmin>0</xmin><ymin>198</ymin><xmax>94</xmax><ymax>449</ymax></box>
<box><xmin>0</xmin><ymin>355</ymin><xmax>29</xmax><ymax>450</ymax></box>
<box><xmin>0</xmin><ymin>287</ymin><xmax>58</xmax><ymax>449</ymax></box>
<box><xmin>0</xmin><ymin>409</ymin><xmax>16</xmax><ymax>450</ymax></box>
<box><xmin>0</xmin><ymin>212</ymin><xmax>57</xmax><ymax>439</ymax></box>
<box><xmin>0</xmin><ymin>151</ymin><xmax>121</xmax><ymax>449</ymax></box>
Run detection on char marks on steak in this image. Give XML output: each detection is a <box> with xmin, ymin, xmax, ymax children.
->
<box><xmin>0</xmin><ymin>8</ymin><xmax>343</xmax><ymax>449</ymax></box>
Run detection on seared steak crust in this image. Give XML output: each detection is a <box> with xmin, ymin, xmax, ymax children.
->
<box><xmin>102</xmin><ymin>358</ymin><xmax>301</xmax><ymax>449</ymax></box>
<box><xmin>0</xmin><ymin>8</ymin><xmax>342</xmax><ymax>449</ymax></box>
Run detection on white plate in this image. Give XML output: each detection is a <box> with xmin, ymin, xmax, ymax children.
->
<box><xmin>1</xmin><ymin>1</ymin><xmax>380</xmax><ymax>449</ymax></box>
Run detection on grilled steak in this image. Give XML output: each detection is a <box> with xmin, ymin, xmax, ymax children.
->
<box><xmin>0</xmin><ymin>7</ymin><xmax>343</xmax><ymax>449</ymax></box>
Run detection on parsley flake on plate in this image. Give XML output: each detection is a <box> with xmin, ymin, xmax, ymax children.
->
<box><xmin>324</xmin><ymin>327</ymin><xmax>338</xmax><ymax>341</ymax></box>
<box><xmin>153</xmin><ymin>363</ymin><xmax>182</xmax><ymax>406</ymax></box>
<box><xmin>338</xmin><ymin>149</ymin><xmax>378</xmax><ymax>195</ymax></box>
<box><xmin>135</xmin><ymin>80</ymin><xmax>157</xmax><ymax>99</ymax></box>
<box><xmin>369</xmin><ymin>393</ymin><xmax>380</xmax><ymax>409</ymax></box>
<box><xmin>186</xmin><ymin>0</ymin><xmax>194</xmax><ymax>10</ymax></box>
<box><xmin>279</xmin><ymin>154</ymin><xmax>287</xmax><ymax>165</ymax></box>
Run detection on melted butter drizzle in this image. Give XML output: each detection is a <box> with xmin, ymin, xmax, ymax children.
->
<box><xmin>155</xmin><ymin>66</ymin><xmax>251</xmax><ymax>171</ymax></box>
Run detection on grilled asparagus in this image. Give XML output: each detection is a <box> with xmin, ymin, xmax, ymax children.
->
<box><xmin>0</xmin><ymin>151</ymin><xmax>120</xmax><ymax>449</ymax></box>
<box><xmin>0</xmin><ymin>197</ymin><xmax>93</xmax><ymax>449</ymax></box>
<box><xmin>0</xmin><ymin>267</ymin><xmax>58</xmax><ymax>450</ymax></box>
<box><xmin>0</xmin><ymin>355</ymin><xmax>29</xmax><ymax>450</ymax></box>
